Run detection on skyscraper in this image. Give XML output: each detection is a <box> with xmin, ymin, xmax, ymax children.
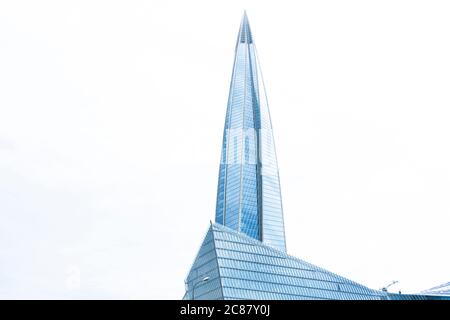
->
<box><xmin>182</xmin><ymin>12</ymin><xmax>449</xmax><ymax>300</ymax></box>
<box><xmin>215</xmin><ymin>12</ymin><xmax>286</xmax><ymax>252</ymax></box>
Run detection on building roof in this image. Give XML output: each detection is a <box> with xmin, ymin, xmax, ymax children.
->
<box><xmin>421</xmin><ymin>282</ymin><xmax>450</xmax><ymax>296</ymax></box>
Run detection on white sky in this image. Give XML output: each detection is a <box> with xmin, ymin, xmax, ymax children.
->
<box><xmin>0</xmin><ymin>0</ymin><xmax>449</xmax><ymax>299</ymax></box>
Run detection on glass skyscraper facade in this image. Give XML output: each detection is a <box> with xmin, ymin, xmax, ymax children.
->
<box><xmin>183</xmin><ymin>13</ymin><xmax>449</xmax><ymax>301</ymax></box>
<box><xmin>215</xmin><ymin>12</ymin><xmax>286</xmax><ymax>252</ymax></box>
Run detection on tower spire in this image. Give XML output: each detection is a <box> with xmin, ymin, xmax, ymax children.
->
<box><xmin>215</xmin><ymin>13</ymin><xmax>287</xmax><ymax>252</ymax></box>
<box><xmin>237</xmin><ymin>11</ymin><xmax>253</xmax><ymax>44</ymax></box>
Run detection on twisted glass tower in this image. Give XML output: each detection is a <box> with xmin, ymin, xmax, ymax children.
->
<box><xmin>215</xmin><ymin>12</ymin><xmax>286</xmax><ymax>252</ymax></box>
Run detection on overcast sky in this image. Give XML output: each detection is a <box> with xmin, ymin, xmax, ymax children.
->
<box><xmin>1</xmin><ymin>1</ymin><xmax>449</xmax><ymax>299</ymax></box>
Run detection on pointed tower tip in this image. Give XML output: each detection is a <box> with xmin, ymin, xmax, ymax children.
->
<box><xmin>242</xmin><ymin>10</ymin><xmax>249</xmax><ymax>25</ymax></box>
<box><xmin>238</xmin><ymin>10</ymin><xmax>253</xmax><ymax>44</ymax></box>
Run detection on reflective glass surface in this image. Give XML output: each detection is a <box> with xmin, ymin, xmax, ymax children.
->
<box><xmin>184</xmin><ymin>224</ymin><xmax>450</xmax><ymax>300</ymax></box>
<box><xmin>184</xmin><ymin>13</ymin><xmax>450</xmax><ymax>301</ymax></box>
<box><xmin>420</xmin><ymin>282</ymin><xmax>450</xmax><ymax>296</ymax></box>
<box><xmin>215</xmin><ymin>12</ymin><xmax>286</xmax><ymax>252</ymax></box>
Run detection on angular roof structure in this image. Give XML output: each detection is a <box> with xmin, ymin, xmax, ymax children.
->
<box><xmin>183</xmin><ymin>224</ymin><xmax>449</xmax><ymax>300</ymax></box>
<box><xmin>421</xmin><ymin>282</ymin><xmax>450</xmax><ymax>296</ymax></box>
<box><xmin>184</xmin><ymin>223</ymin><xmax>384</xmax><ymax>299</ymax></box>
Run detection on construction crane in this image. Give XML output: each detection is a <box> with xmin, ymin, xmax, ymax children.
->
<box><xmin>380</xmin><ymin>280</ymin><xmax>398</xmax><ymax>292</ymax></box>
